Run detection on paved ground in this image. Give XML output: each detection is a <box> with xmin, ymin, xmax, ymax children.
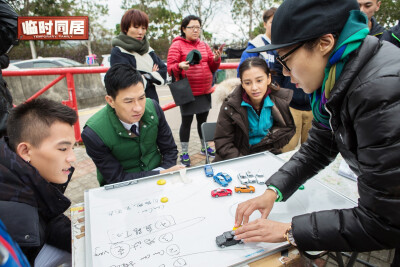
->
<box><xmin>65</xmin><ymin>85</ymin><xmax>395</xmax><ymax>267</ymax></box>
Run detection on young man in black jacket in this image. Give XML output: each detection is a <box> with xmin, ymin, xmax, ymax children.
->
<box><xmin>0</xmin><ymin>99</ymin><xmax>77</xmax><ymax>265</ymax></box>
<box><xmin>382</xmin><ymin>20</ymin><xmax>400</xmax><ymax>48</ymax></box>
<box><xmin>233</xmin><ymin>0</ymin><xmax>400</xmax><ymax>266</ymax></box>
<box><xmin>357</xmin><ymin>0</ymin><xmax>385</xmax><ymax>39</ymax></box>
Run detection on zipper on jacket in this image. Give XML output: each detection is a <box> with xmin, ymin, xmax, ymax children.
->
<box><xmin>324</xmin><ymin>104</ymin><xmax>334</xmax><ymax>134</ymax></box>
<box><xmin>325</xmin><ymin>104</ymin><xmax>335</xmax><ymax>155</ymax></box>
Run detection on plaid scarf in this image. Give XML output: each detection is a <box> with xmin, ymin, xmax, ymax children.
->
<box><xmin>311</xmin><ymin>11</ymin><xmax>369</xmax><ymax>129</ymax></box>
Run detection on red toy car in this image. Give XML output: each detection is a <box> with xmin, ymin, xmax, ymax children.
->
<box><xmin>211</xmin><ymin>188</ymin><xmax>232</xmax><ymax>198</ymax></box>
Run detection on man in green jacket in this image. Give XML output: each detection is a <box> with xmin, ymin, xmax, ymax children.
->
<box><xmin>82</xmin><ymin>63</ymin><xmax>184</xmax><ymax>186</ymax></box>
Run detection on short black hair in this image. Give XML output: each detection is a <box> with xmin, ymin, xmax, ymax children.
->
<box><xmin>180</xmin><ymin>15</ymin><xmax>202</xmax><ymax>38</ymax></box>
<box><xmin>7</xmin><ymin>98</ymin><xmax>78</xmax><ymax>151</ymax></box>
<box><xmin>120</xmin><ymin>9</ymin><xmax>149</xmax><ymax>34</ymax></box>
<box><xmin>104</xmin><ymin>63</ymin><xmax>144</xmax><ymax>99</ymax></box>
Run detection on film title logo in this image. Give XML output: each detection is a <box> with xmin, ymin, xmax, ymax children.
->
<box><xmin>18</xmin><ymin>16</ymin><xmax>89</xmax><ymax>40</ymax></box>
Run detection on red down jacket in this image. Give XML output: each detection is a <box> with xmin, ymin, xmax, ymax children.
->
<box><xmin>167</xmin><ymin>36</ymin><xmax>221</xmax><ymax>96</ymax></box>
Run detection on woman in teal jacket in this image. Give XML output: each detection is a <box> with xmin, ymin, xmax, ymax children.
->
<box><xmin>214</xmin><ymin>57</ymin><xmax>295</xmax><ymax>162</ymax></box>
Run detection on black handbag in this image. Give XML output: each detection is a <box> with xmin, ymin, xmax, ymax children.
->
<box><xmin>168</xmin><ymin>71</ymin><xmax>195</xmax><ymax>106</ymax></box>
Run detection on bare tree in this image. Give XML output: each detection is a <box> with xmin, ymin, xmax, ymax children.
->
<box><xmin>73</xmin><ymin>0</ymin><xmax>110</xmax><ymax>56</ymax></box>
<box><xmin>230</xmin><ymin>0</ymin><xmax>281</xmax><ymax>39</ymax></box>
<box><xmin>176</xmin><ymin>0</ymin><xmax>224</xmax><ymax>28</ymax></box>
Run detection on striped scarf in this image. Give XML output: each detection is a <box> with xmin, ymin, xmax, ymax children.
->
<box><xmin>311</xmin><ymin>11</ymin><xmax>369</xmax><ymax>129</ymax></box>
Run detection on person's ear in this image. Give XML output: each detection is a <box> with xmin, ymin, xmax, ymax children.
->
<box><xmin>376</xmin><ymin>1</ymin><xmax>381</xmax><ymax>11</ymax></box>
<box><xmin>16</xmin><ymin>142</ymin><xmax>32</xmax><ymax>163</ymax></box>
<box><xmin>267</xmin><ymin>73</ymin><xmax>272</xmax><ymax>84</ymax></box>
<box><xmin>105</xmin><ymin>95</ymin><xmax>115</xmax><ymax>108</ymax></box>
<box><xmin>319</xmin><ymin>34</ymin><xmax>336</xmax><ymax>56</ymax></box>
<box><xmin>263</xmin><ymin>21</ymin><xmax>268</xmax><ymax>30</ymax></box>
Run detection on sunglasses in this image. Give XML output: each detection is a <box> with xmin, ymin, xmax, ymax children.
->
<box><xmin>276</xmin><ymin>43</ymin><xmax>304</xmax><ymax>72</ymax></box>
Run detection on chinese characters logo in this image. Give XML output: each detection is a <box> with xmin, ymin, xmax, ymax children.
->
<box><xmin>18</xmin><ymin>16</ymin><xmax>89</xmax><ymax>40</ymax></box>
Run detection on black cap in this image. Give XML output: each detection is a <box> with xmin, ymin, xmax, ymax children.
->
<box><xmin>248</xmin><ymin>0</ymin><xmax>360</xmax><ymax>53</ymax></box>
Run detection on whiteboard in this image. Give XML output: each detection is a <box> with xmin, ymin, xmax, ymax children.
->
<box><xmin>84</xmin><ymin>152</ymin><xmax>356</xmax><ymax>267</ymax></box>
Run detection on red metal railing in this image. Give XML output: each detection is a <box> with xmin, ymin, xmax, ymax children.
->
<box><xmin>3</xmin><ymin>66</ymin><xmax>109</xmax><ymax>142</ymax></box>
<box><xmin>3</xmin><ymin>63</ymin><xmax>239</xmax><ymax>142</ymax></box>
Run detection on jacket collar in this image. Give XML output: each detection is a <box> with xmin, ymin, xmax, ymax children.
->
<box><xmin>370</xmin><ymin>17</ymin><xmax>385</xmax><ymax>36</ymax></box>
<box><xmin>0</xmin><ymin>138</ymin><xmax>71</xmax><ymax>219</ymax></box>
<box><xmin>106</xmin><ymin>99</ymin><xmax>157</xmax><ymax>138</ymax></box>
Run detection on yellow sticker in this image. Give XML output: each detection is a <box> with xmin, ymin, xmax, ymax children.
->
<box><xmin>232</xmin><ymin>225</ymin><xmax>242</xmax><ymax>231</ymax></box>
<box><xmin>71</xmin><ymin>206</ymin><xmax>84</xmax><ymax>212</ymax></box>
<box><xmin>157</xmin><ymin>179</ymin><xmax>166</xmax><ymax>185</ymax></box>
<box><xmin>161</xmin><ymin>197</ymin><xmax>168</xmax><ymax>203</ymax></box>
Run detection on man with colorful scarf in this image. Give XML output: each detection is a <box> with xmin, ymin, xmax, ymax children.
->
<box><xmin>232</xmin><ymin>0</ymin><xmax>400</xmax><ymax>266</ymax></box>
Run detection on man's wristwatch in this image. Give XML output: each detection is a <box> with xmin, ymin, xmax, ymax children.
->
<box><xmin>284</xmin><ymin>226</ymin><xmax>297</xmax><ymax>246</ymax></box>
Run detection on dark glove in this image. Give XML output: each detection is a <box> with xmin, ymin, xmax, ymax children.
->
<box><xmin>143</xmin><ymin>73</ymin><xmax>162</xmax><ymax>85</ymax></box>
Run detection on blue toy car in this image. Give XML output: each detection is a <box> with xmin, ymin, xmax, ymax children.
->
<box><xmin>217</xmin><ymin>172</ymin><xmax>232</xmax><ymax>183</ymax></box>
<box><xmin>204</xmin><ymin>164</ymin><xmax>214</xmax><ymax>177</ymax></box>
<box><xmin>213</xmin><ymin>174</ymin><xmax>229</xmax><ymax>187</ymax></box>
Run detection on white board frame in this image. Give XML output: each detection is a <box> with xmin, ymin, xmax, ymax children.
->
<box><xmin>84</xmin><ymin>152</ymin><xmax>357</xmax><ymax>267</ymax></box>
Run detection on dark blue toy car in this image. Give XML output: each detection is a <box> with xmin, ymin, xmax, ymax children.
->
<box><xmin>213</xmin><ymin>173</ymin><xmax>229</xmax><ymax>187</ymax></box>
<box><xmin>204</xmin><ymin>164</ymin><xmax>214</xmax><ymax>177</ymax></box>
<box><xmin>217</xmin><ymin>172</ymin><xmax>232</xmax><ymax>183</ymax></box>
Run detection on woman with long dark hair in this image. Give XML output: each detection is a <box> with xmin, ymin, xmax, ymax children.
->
<box><xmin>214</xmin><ymin>57</ymin><xmax>295</xmax><ymax>161</ymax></box>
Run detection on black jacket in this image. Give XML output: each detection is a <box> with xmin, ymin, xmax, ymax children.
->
<box><xmin>266</xmin><ymin>36</ymin><xmax>400</xmax><ymax>256</ymax></box>
<box><xmin>369</xmin><ymin>16</ymin><xmax>385</xmax><ymax>39</ymax></box>
<box><xmin>0</xmin><ymin>54</ymin><xmax>12</xmax><ymax>138</ymax></box>
<box><xmin>0</xmin><ymin>138</ymin><xmax>72</xmax><ymax>265</ymax></box>
<box><xmin>382</xmin><ymin>20</ymin><xmax>400</xmax><ymax>48</ymax></box>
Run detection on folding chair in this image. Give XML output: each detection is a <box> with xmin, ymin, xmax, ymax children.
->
<box><xmin>200</xmin><ymin>122</ymin><xmax>217</xmax><ymax>164</ymax></box>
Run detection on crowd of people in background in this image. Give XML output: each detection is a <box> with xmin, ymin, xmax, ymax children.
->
<box><xmin>0</xmin><ymin>0</ymin><xmax>399</xmax><ymax>266</ymax></box>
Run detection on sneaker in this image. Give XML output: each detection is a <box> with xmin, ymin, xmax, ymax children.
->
<box><xmin>180</xmin><ymin>152</ymin><xmax>191</xmax><ymax>167</ymax></box>
<box><xmin>201</xmin><ymin>146</ymin><xmax>216</xmax><ymax>157</ymax></box>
